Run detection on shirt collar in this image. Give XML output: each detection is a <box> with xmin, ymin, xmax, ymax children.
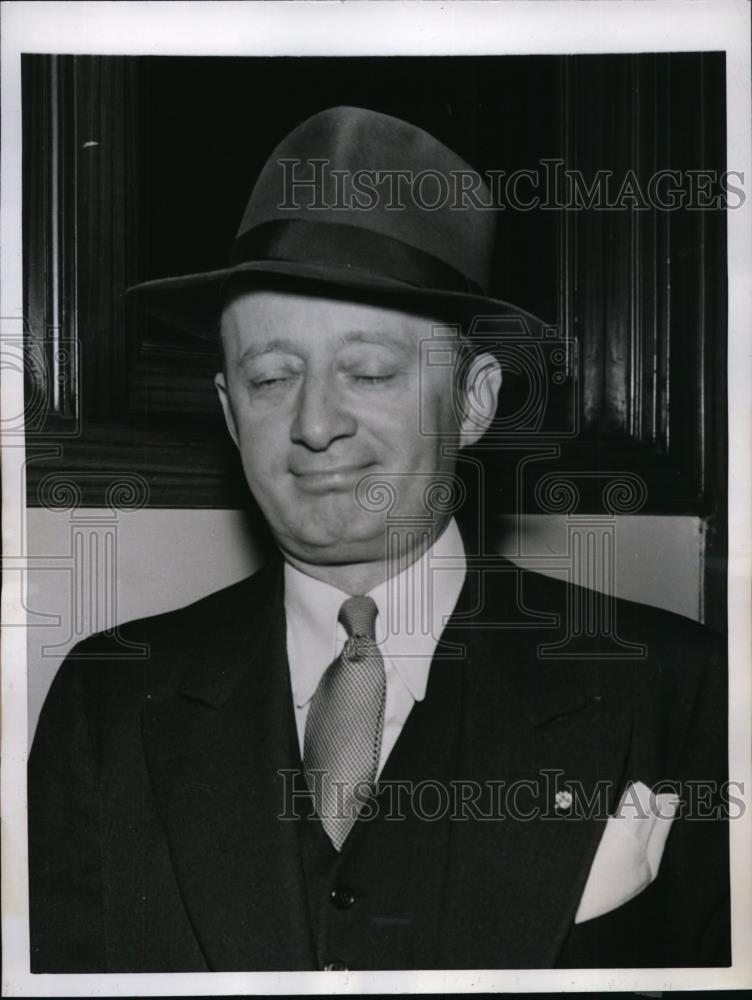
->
<box><xmin>284</xmin><ymin>518</ymin><xmax>467</xmax><ymax>709</ymax></box>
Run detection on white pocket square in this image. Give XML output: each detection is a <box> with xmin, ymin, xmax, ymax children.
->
<box><xmin>574</xmin><ymin>780</ymin><xmax>679</xmax><ymax>925</ymax></box>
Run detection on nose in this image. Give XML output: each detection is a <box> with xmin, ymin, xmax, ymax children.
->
<box><xmin>290</xmin><ymin>372</ymin><xmax>357</xmax><ymax>451</ymax></box>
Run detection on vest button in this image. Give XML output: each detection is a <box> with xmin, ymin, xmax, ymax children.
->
<box><xmin>330</xmin><ymin>886</ymin><xmax>356</xmax><ymax>910</ymax></box>
<box><xmin>323</xmin><ymin>960</ymin><xmax>348</xmax><ymax>971</ymax></box>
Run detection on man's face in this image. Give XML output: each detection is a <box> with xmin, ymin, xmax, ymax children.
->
<box><xmin>215</xmin><ymin>289</ymin><xmax>462</xmax><ymax>568</ymax></box>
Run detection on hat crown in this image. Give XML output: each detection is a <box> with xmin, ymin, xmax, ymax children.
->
<box><xmin>239</xmin><ymin>106</ymin><xmax>496</xmax><ymax>293</ymax></box>
<box><xmin>127</xmin><ymin>105</ymin><xmax>543</xmax><ymax>342</ymax></box>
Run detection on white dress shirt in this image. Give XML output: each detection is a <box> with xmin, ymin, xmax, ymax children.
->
<box><xmin>284</xmin><ymin>518</ymin><xmax>467</xmax><ymax>776</ymax></box>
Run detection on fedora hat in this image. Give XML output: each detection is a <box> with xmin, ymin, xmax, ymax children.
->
<box><xmin>127</xmin><ymin>106</ymin><xmax>542</xmax><ymax>339</ymax></box>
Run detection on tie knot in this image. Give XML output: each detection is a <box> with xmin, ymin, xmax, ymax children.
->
<box><xmin>338</xmin><ymin>595</ymin><xmax>378</xmax><ymax>639</ymax></box>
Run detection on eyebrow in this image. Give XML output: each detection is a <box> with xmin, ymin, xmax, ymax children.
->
<box><xmin>337</xmin><ymin>330</ymin><xmax>411</xmax><ymax>352</ymax></box>
<box><xmin>236</xmin><ymin>329</ymin><xmax>413</xmax><ymax>365</ymax></box>
<box><xmin>236</xmin><ymin>338</ymin><xmax>302</xmax><ymax>365</ymax></box>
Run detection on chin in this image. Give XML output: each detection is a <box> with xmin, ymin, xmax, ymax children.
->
<box><xmin>280</xmin><ymin>513</ymin><xmax>387</xmax><ymax>564</ymax></box>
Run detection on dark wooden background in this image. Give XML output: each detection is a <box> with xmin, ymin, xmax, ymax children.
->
<box><xmin>22</xmin><ymin>54</ymin><xmax>728</xmax><ymax>621</ymax></box>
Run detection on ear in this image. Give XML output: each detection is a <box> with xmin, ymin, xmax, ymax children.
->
<box><xmin>458</xmin><ymin>351</ymin><xmax>502</xmax><ymax>448</ymax></box>
<box><xmin>214</xmin><ymin>371</ymin><xmax>239</xmax><ymax>448</ymax></box>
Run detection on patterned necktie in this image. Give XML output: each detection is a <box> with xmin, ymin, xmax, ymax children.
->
<box><xmin>303</xmin><ymin>595</ymin><xmax>386</xmax><ymax>851</ymax></box>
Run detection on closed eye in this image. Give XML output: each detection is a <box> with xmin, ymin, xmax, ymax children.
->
<box><xmin>249</xmin><ymin>372</ymin><xmax>300</xmax><ymax>390</ymax></box>
<box><xmin>352</xmin><ymin>373</ymin><xmax>395</xmax><ymax>385</ymax></box>
<box><xmin>253</xmin><ymin>376</ymin><xmax>288</xmax><ymax>387</ymax></box>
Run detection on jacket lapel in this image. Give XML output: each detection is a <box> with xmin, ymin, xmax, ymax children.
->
<box><xmin>437</xmin><ymin>563</ymin><xmax>633</xmax><ymax>968</ymax></box>
<box><xmin>141</xmin><ymin>560</ymin><xmax>316</xmax><ymax>971</ymax></box>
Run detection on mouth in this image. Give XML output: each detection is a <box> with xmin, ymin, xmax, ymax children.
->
<box><xmin>291</xmin><ymin>463</ymin><xmax>374</xmax><ymax>495</ymax></box>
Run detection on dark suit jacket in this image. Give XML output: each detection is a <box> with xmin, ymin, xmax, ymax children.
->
<box><xmin>28</xmin><ymin>558</ymin><xmax>730</xmax><ymax>972</ymax></box>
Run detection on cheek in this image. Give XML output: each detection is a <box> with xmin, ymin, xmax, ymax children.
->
<box><xmin>234</xmin><ymin>413</ymin><xmax>288</xmax><ymax>478</ymax></box>
<box><xmin>362</xmin><ymin>382</ymin><xmax>425</xmax><ymax>438</ymax></box>
<box><xmin>398</xmin><ymin>387</ymin><xmax>457</xmax><ymax>452</ymax></box>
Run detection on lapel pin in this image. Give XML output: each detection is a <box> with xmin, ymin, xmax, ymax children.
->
<box><xmin>555</xmin><ymin>790</ymin><xmax>573</xmax><ymax>812</ymax></box>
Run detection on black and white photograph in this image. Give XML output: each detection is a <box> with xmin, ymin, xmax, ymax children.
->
<box><xmin>2</xmin><ymin>1</ymin><xmax>751</xmax><ymax>994</ymax></box>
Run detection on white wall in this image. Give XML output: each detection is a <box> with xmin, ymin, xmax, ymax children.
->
<box><xmin>23</xmin><ymin>508</ymin><xmax>704</xmax><ymax>741</ymax></box>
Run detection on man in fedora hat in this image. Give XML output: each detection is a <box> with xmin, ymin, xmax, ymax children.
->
<box><xmin>29</xmin><ymin>106</ymin><xmax>729</xmax><ymax>973</ymax></box>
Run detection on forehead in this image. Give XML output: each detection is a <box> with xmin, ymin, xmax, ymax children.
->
<box><xmin>219</xmin><ymin>288</ymin><xmax>444</xmax><ymax>354</ymax></box>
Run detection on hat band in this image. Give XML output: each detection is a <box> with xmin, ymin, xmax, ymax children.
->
<box><xmin>229</xmin><ymin>220</ymin><xmax>484</xmax><ymax>296</ymax></box>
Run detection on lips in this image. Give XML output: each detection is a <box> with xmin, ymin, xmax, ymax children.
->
<box><xmin>291</xmin><ymin>462</ymin><xmax>373</xmax><ymax>494</ymax></box>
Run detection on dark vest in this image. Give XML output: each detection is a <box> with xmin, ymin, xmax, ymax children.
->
<box><xmin>294</xmin><ymin>643</ymin><xmax>466</xmax><ymax>972</ymax></box>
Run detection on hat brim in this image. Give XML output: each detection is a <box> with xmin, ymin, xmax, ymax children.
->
<box><xmin>127</xmin><ymin>260</ymin><xmax>546</xmax><ymax>342</ymax></box>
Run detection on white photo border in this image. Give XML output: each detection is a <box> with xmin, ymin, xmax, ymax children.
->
<box><xmin>2</xmin><ymin>0</ymin><xmax>751</xmax><ymax>994</ymax></box>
